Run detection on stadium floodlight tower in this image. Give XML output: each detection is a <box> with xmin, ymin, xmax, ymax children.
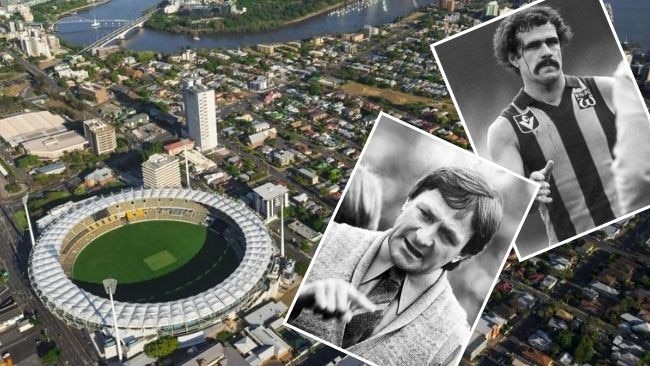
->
<box><xmin>103</xmin><ymin>278</ymin><xmax>123</xmax><ymax>362</ymax></box>
<box><xmin>280</xmin><ymin>194</ymin><xmax>285</xmax><ymax>257</ymax></box>
<box><xmin>21</xmin><ymin>194</ymin><xmax>36</xmax><ymax>247</ymax></box>
<box><xmin>184</xmin><ymin>152</ymin><xmax>191</xmax><ymax>189</ymax></box>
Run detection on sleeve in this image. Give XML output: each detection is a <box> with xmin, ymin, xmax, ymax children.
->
<box><xmin>611</xmin><ymin>61</ymin><xmax>650</xmax><ymax>212</ymax></box>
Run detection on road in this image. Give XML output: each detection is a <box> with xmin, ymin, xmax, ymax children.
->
<box><xmin>10</xmin><ymin>54</ymin><xmax>60</xmax><ymax>93</ymax></box>
<box><xmin>0</xmin><ymin>204</ymin><xmax>100</xmax><ymax>365</ymax></box>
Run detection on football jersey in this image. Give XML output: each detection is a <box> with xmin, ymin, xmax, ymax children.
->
<box><xmin>500</xmin><ymin>75</ymin><xmax>620</xmax><ymax>243</ymax></box>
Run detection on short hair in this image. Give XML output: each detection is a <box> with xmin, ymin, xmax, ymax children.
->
<box><xmin>407</xmin><ymin>167</ymin><xmax>503</xmax><ymax>271</ymax></box>
<box><xmin>337</xmin><ymin>166</ymin><xmax>382</xmax><ymax>230</ymax></box>
<box><xmin>493</xmin><ymin>6</ymin><xmax>573</xmax><ymax>74</ymax></box>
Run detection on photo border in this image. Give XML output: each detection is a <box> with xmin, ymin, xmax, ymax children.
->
<box><xmin>430</xmin><ymin>0</ymin><xmax>650</xmax><ymax>261</ymax></box>
<box><xmin>282</xmin><ymin>111</ymin><xmax>539</xmax><ymax>365</ymax></box>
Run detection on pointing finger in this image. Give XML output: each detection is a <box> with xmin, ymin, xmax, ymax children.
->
<box><xmin>348</xmin><ymin>287</ymin><xmax>376</xmax><ymax>313</ymax></box>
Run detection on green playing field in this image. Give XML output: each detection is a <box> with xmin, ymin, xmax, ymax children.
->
<box><xmin>72</xmin><ymin>220</ymin><xmax>206</xmax><ymax>284</ymax></box>
<box><xmin>71</xmin><ymin>220</ymin><xmax>241</xmax><ymax>303</ymax></box>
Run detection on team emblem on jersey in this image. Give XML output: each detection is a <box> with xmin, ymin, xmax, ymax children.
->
<box><xmin>513</xmin><ymin>110</ymin><xmax>539</xmax><ymax>133</ymax></box>
<box><xmin>574</xmin><ymin>89</ymin><xmax>596</xmax><ymax>109</ymax></box>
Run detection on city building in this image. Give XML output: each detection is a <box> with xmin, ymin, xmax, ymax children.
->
<box><xmin>288</xmin><ymin>221</ymin><xmax>322</xmax><ymax>242</ymax></box>
<box><xmin>123</xmin><ymin>113</ymin><xmax>149</xmax><ymax>129</ymax></box>
<box><xmin>142</xmin><ymin>153</ymin><xmax>181</xmax><ymax>188</ymax></box>
<box><xmin>0</xmin><ymin>111</ymin><xmax>88</xmax><ymax>160</ymax></box>
<box><xmin>248</xmin><ymin>76</ymin><xmax>269</xmax><ymax>92</ymax></box>
<box><xmin>256</xmin><ymin>44</ymin><xmax>275</xmax><ymax>55</ymax></box>
<box><xmin>78</xmin><ymin>83</ymin><xmax>110</xmax><ymax>105</ymax></box>
<box><xmin>21</xmin><ymin>130</ymin><xmax>87</xmax><ymax>160</ymax></box>
<box><xmin>182</xmin><ymin>149</ymin><xmax>217</xmax><ymax>173</ymax></box>
<box><xmin>93</xmin><ymin>45</ymin><xmax>121</xmax><ymax>59</ymax></box>
<box><xmin>244</xmin><ymin>302</ymin><xmax>288</xmax><ymax>328</ymax></box>
<box><xmin>485</xmin><ymin>1</ymin><xmax>499</xmax><ymax>17</ymax></box>
<box><xmin>46</xmin><ymin>34</ymin><xmax>61</xmax><ymax>54</ymax></box>
<box><xmin>439</xmin><ymin>0</ymin><xmax>456</xmax><ymax>12</ymax></box>
<box><xmin>183</xmin><ymin>77</ymin><xmax>218</xmax><ymax>152</ymax></box>
<box><xmin>251</xmin><ymin>121</ymin><xmax>270</xmax><ymax>133</ymax></box>
<box><xmin>296</xmin><ymin>168</ymin><xmax>319</xmax><ymax>185</ymax></box>
<box><xmin>0</xmin><ymin>111</ymin><xmax>68</xmax><ymax>148</ymax></box>
<box><xmin>500</xmin><ymin>6</ymin><xmax>514</xmax><ymax>15</ymax></box>
<box><xmin>83</xmin><ymin>119</ymin><xmax>116</xmax><ymax>155</ymax></box>
<box><xmin>252</xmin><ymin>182</ymin><xmax>289</xmax><ymax>222</ymax></box>
<box><xmin>84</xmin><ymin>167</ymin><xmax>115</xmax><ymax>188</ymax></box>
<box><xmin>32</xmin><ymin>162</ymin><xmax>66</xmax><ymax>176</ymax></box>
<box><xmin>19</xmin><ymin>29</ymin><xmax>51</xmax><ymax>58</ymax></box>
<box><xmin>54</xmin><ymin>64</ymin><xmax>89</xmax><ymax>81</ymax></box>
<box><xmin>247</xmin><ymin>128</ymin><xmax>277</xmax><ymax>148</ymax></box>
<box><xmin>271</xmin><ymin>150</ymin><xmax>295</xmax><ymax>167</ymax></box>
<box><xmin>164</xmin><ymin>138</ymin><xmax>195</xmax><ymax>156</ymax></box>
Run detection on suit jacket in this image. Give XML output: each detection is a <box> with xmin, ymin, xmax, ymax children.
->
<box><xmin>290</xmin><ymin>222</ymin><xmax>471</xmax><ymax>366</ymax></box>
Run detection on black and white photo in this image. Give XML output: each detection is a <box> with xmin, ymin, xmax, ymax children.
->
<box><xmin>284</xmin><ymin>113</ymin><xmax>537</xmax><ymax>366</ymax></box>
<box><xmin>432</xmin><ymin>0</ymin><xmax>650</xmax><ymax>259</ymax></box>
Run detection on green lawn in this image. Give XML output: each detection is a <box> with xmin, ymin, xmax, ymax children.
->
<box><xmin>72</xmin><ymin>221</ymin><xmax>206</xmax><ymax>284</ymax></box>
<box><xmin>71</xmin><ymin>220</ymin><xmax>242</xmax><ymax>303</ymax></box>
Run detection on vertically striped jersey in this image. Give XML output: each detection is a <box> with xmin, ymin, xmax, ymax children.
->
<box><xmin>500</xmin><ymin>75</ymin><xmax>620</xmax><ymax>243</ymax></box>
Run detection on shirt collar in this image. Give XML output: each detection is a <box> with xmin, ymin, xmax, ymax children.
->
<box><xmin>361</xmin><ymin>237</ymin><xmax>445</xmax><ymax>315</ymax></box>
<box><xmin>513</xmin><ymin>75</ymin><xmax>582</xmax><ymax>110</ymax></box>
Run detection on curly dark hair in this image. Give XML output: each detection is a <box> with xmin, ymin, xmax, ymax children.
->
<box><xmin>493</xmin><ymin>6</ymin><xmax>573</xmax><ymax>74</ymax></box>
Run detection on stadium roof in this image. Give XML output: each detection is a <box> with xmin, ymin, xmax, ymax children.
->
<box><xmin>29</xmin><ymin>188</ymin><xmax>273</xmax><ymax>334</ymax></box>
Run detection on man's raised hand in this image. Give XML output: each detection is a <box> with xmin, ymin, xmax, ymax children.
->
<box><xmin>292</xmin><ymin>278</ymin><xmax>376</xmax><ymax>323</ymax></box>
<box><xmin>530</xmin><ymin>160</ymin><xmax>554</xmax><ymax>204</ymax></box>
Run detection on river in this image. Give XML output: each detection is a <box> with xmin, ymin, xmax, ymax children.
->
<box><xmin>55</xmin><ymin>0</ymin><xmax>435</xmax><ymax>53</ymax></box>
<box><xmin>609</xmin><ymin>0</ymin><xmax>650</xmax><ymax>50</ymax></box>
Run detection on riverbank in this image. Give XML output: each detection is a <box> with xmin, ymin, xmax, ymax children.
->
<box><xmin>281</xmin><ymin>0</ymin><xmax>354</xmax><ymax>27</ymax></box>
<box><xmin>146</xmin><ymin>0</ymin><xmax>357</xmax><ymax>35</ymax></box>
<box><xmin>56</xmin><ymin>0</ymin><xmax>111</xmax><ymax>20</ymax></box>
<box><xmin>55</xmin><ymin>0</ymin><xmax>435</xmax><ymax>52</ymax></box>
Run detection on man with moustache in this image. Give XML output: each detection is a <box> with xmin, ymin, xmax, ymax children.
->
<box><xmin>487</xmin><ymin>6</ymin><xmax>620</xmax><ymax>245</ymax></box>
<box><xmin>287</xmin><ymin>167</ymin><xmax>503</xmax><ymax>366</ymax></box>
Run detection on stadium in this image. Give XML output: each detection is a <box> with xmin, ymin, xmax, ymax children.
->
<box><xmin>28</xmin><ymin>188</ymin><xmax>275</xmax><ymax>337</ymax></box>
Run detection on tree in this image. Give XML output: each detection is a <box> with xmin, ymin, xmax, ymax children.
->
<box><xmin>555</xmin><ymin>329</ymin><xmax>574</xmax><ymax>350</ymax></box>
<box><xmin>73</xmin><ymin>185</ymin><xmax>86</xmax><ymax>196</ymax></box>
<box><xmin>135</xmin><ymin>51</ymin><xmax>156</xmax><ymax>64</ymax></box>
<box><xmin>110</xmin><ymin>70</ymin><xmax>120</xmax><ymax>83</ymax></box>
<box><xmin>16</xmin><ymin>154</ymin><xmax>40</xmax><ymax>168</ymax></box>
<box><xmin>5</xmin><ymin>182</ymin><xmax>20</xmax><ymax>193</ymax></box>
<box><xmin>42</xmin><ymin>348</ymin><xmax>61</xmax><ymax>366</ymax></box>
<box><xmin>642</xmin><ymin>351</ymin><xmax>650</xmax><ymax>365</ymax></box>
<box><xmin>309</xmin><ymin>81</ymin><xmax>322</xmax><ymax>96</ymax></box>
<box><xmin>573</xmin><ymin>337</ymin><xmax>593</xmax><ymax>363</ymax></box>
<box><xmin>144</xmin><ymin>336</ymin><xmax>179</xmax><ymax>358</ymax></box>
<box><xmin>243</xmin><ymin>158</ymin><xmax>255</xmax><ymax>171</ymax></box>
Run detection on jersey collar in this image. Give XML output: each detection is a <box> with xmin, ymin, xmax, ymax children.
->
<box><xmin>513</xmin><ymin>75</ymin><xmax>581</xmax><ymax>110</ymax></box>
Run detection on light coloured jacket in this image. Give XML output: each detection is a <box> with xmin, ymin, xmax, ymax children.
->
<box><xmin>289</xmin><ymin>222</ymin><xmax>471</xmax><ymax>366</ymax></box>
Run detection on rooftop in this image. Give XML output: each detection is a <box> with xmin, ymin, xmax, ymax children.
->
<box><xmin>142</xmin><ymin>153</ymin><xmax>178</xmax><ymax>169</ymax></box>
<box><xmin>34</xmin><ymin>162</ymin><xmax>66</xmax><ymax>174</ymax></box>
<box><xmin>253</xmin><ymin>182</ymin><xmax>288</xmax><ymax>201</ymax></box>
<box><xmin>84</xmin><ymin>167</ymin><xmax>113</xmax><ymax>181</ymax></box>
<box><xmin>83</xmin><ymin>118</ymin><xmax>113</xmax><ymax>132</ymax></box>
<box><xmin>0</xmin><ymin>111</ymin><xmax>67</xmax><ymax>147</ymax></box>
<box><xmin>244</xmin><ymin>301</ymin><xmax>287</xmax><ymax>327</ymax></box>
<box><xmin>21</xmin><ymin>130</ymin><xmax>87</xmax><ymax>154</ymax></box>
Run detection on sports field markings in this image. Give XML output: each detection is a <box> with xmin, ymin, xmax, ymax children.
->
<box><xmin>143</xmin><ymin>250</ymin><xmax>178</xmax><ymax>271</ymax></box>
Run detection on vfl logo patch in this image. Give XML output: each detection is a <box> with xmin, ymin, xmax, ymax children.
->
<box><xmin>574</xmin><ymin>89</ymin><xmax>596</xmax><ymax>109</ymax></box>
<box><xmin>513</xmin><ymin>110</ymin><xmax>539</xmax><ymax>133</ymax></box>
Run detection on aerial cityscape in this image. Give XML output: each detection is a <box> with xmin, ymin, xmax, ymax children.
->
<box><xmin>0</xmin><ymin>0</ymin><xmax>649</xmax><ymax>366</ymax></box>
